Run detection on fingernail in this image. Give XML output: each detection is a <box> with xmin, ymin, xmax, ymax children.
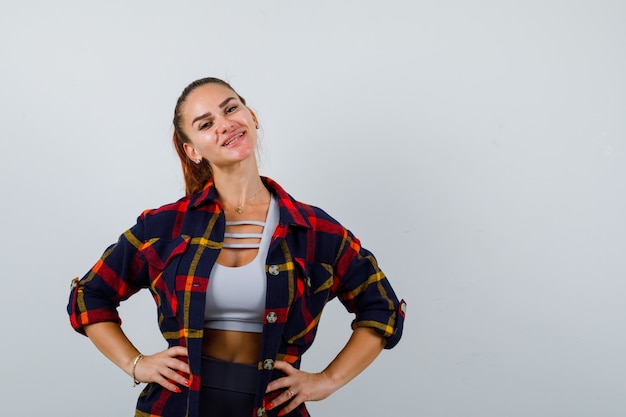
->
<box><xmin>277</xmin><ymin>411</ymin><xmax>285</xmax><ymax>417</ymax></box>
<box><xmin>175</xmin><ymin>387</ymin><xmax>182</xmax><ymax>394</ymax></box>
<box><xmin>266</xmin><ymin>403</ymin><xmax>273</xmax><ymax>410</ymax></box>
<box><xmin>183</xmin><ymin>380</ymin><xmax>191</xmax><ymax>387</ymax></box>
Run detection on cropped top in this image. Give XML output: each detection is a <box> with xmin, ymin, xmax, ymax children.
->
<box><xmin>203</xmin><ymin>195</ymin><xmax>279</xmax><ymax>333</ymax></box>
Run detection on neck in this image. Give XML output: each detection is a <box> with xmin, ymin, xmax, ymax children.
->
<box><xmin>212</xmin><ymin>165</ymin><xmax>266</xmax><ymax>211</ymax></box>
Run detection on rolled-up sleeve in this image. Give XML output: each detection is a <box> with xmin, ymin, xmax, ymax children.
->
<box><xmin>335</xmin><ymin>230</ymin><xmax>405</xmax><ymax>349</ymax></box>
<box><xmin>67</xmin><ymin>217</ymin><xmax>148</xmax><ymax>335</ymax></box>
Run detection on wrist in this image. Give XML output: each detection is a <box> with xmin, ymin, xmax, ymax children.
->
<box><xmin>320</xmin><ymin>369</ymin><xmax>342</xmax><ymax>391</ymax></box>
<box><xmin>130</xmin><ymin>353</ymin><xmax>144</xmax><ymax>386</ymax></box>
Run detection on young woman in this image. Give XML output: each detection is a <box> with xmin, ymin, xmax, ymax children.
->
<box><xmin>68</xmin><ymin>77</ymin><xmax>406</xmax><ymax>417</ymax></box>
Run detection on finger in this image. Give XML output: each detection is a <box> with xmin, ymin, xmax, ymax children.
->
<box><xmin>155</xmin><ymin>374</ymin><xmax>185</xmax><ymax>393</ymax></box>
<box><xmin>136</xmin><ymin>353</ymin><xmax>190</xmax><ymax>387</ymax></box>
<box><xmin>265</xmin><ymin>362</ymin><xmax>298</xmax><ymax>393</ymax></box>
<box><xmin>265</xmin><ymin>374</ymin><xmax>292</xmax><ymax>394</ymax></box>
<box><xmin>271</xmin><ymin>360</ymin><xmax>295</xmax><ymax>374</ymax></box>
<box><xmin>136</xmin><ymin>360</ymin><xmax>184</xmax><ymax>393</ymax></box>
<box><xmin>163</xmin><ymin>355</ymin><xmax>191</xmax><ymax>375</ymax></box>
<box><xmin>166</xmin><ymin>345</ymin><xmax>189</xmax><ymax>357</ymax></box>
<box><xmin>267</xmin><ymin>388</ymin><xmax>298</xmax><ymax>411</ymax></box>
<box><xmin>155</xmin><ymin>352</ymin><xmax>191</xmax><ymax>384</ymax></box>
<box><xmin>161</xmin><ymin>365</ymin><xmax>191</xmax><ymax>387</ymax></box>
<box><xmin>275</xmin><ymin>390</ymin><xmax>301</xmax><ymax>415</ymax></box>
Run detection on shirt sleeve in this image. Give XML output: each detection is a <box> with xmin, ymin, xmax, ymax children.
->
<box><xmin>334</xmin><ymin>229</ymin><xmax>406</xmax><ymax>349</ymax></box>
<box><xmin>67</xmin><ymin>215</ymin><xmax>149</xmax><ymax>335</ymax></box>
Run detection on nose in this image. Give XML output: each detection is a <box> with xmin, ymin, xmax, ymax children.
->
<box><xmin>216</xmin><ymin>115</ymin><xmax>235</xmax><ymax>134</ymax></box>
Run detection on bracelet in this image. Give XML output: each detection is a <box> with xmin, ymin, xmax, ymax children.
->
<box><xmin>131</xmin><ymin>353</ymin><xmax>144</xmax><ymax>387</ymax></box>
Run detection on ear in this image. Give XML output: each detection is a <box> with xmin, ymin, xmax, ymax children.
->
<box><xmin>249</xmin><ymin>109</ymin><xmax>259</xmax><ymax>128</ymax></box>
<box><xmin>183</xmin><ymin>142</ymin><xmax>200</xmax><ymax>162</ymax></box>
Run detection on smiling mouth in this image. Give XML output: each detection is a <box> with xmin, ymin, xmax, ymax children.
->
<box><xmin>222</xmin><ymin>132</ymin><xmax>244</xmax><ymax>146</ymax></box>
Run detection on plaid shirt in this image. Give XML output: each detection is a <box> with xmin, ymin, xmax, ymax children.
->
<box><xmin>68</xmin><ymin>177</ymin><xmax>405</xmax><ymax>417</ymax></box>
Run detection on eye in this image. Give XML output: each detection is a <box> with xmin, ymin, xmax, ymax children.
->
<box><xmin>225</xmin><ymin>104</ymin><xmax>238</xmax><ymax>114</ymax></box>
<box><xmin>199</xmin><ymin>121</ymin><xmax>212</xmax><ymax>130</ymax></box>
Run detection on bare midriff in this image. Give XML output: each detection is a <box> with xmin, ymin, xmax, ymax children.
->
<box><xmin>202</xmin><ymin>328</ymin><xmax>262</xmax><ymax>364</ymax></box>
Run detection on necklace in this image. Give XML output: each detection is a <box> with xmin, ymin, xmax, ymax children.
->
<box><xmin>234</xmin><ymin>185</ymin><xmax>265</xmax><ymax>214</ymax></box>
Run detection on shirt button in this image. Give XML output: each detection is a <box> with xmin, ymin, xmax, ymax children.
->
<box><xmin>256</xmin><ymin>407</ymin><xmax>266</xmax><ymax>417</ymax></box>
<box><xmin>266</xmin><ymin>312</ymin><xmax>277</xmax><ymax>323</ymax></box>
<box><xmin>263</xmin><ymin>359</ymin><xmax>274</xmax><ymax>370</ymax></box>
<box><xmin>70</xmin><ymin>278</ymin><xmax>78</xmax><ymax>290</ymax></box>
<box><xmin>268</xmin><ymin>265</ymin><xmax>280</xmax><ymax>276</ymax></box>
<box><xmin>400</xmin><ymin>301</ymin><xmax>407</xmax><ymax>314</ymax></box>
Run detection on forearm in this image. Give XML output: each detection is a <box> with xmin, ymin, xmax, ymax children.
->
<box><xmin>84</xmin><ymin>322</ymin><xmax>190</xmax><ymax>392</ymax></box>
<box><xmin>321</xmin><ymin>327</ymin><xmax>385</xmax><ymax>391</ymax></box>
<box><xmin>84</xmin><ymin>321</ymin><xmax>141</xmax><ymax>377</ymax></box>
<box><xmin>266</xmin><ymin>327</ymin><xmax>386</xmax><ymax>414</ymax></box>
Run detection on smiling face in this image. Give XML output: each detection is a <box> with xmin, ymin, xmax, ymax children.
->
<box><xmin>180</xmin><ymin>83</ymin><xmax>259</xmax><ymax>170</ymax></box>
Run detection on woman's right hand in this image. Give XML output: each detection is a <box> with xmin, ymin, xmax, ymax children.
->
<box><xmin>132</xmin><ymin>346</ymin><xmax>190</xmax><ymax>393</ymax></box>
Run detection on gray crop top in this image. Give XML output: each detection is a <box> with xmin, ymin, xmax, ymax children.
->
<box><xmin>203</xmin><ymin>195</ymin><xmax>279</xmax><ymax>333</ymax></box>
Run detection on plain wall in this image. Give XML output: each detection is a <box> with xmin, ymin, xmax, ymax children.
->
<box><xmin>1</xmin><ymin>1</ymin><xmax>625</xmax><ymax>416</ymax></box>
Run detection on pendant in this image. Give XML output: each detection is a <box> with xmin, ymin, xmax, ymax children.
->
<box><xmin>235</xmin><ymin>207</ymin><xmax>244</xmax><ymax>214</ymax></box>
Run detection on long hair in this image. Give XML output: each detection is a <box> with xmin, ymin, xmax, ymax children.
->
<box><xmin>172</xmin><ymin>77</ymin><xmax>247</xmax><ymax>195</ymax></box>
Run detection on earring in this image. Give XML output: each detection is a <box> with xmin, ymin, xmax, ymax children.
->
<box><xmin>256</xmin><ymin>124</ymin><xmax>259</xmax><ymax>129</ymax></box>
<box><xmin>194</xmin><ymin>158</ymin><xmax>201</xmax><ymax>164</ymax></box>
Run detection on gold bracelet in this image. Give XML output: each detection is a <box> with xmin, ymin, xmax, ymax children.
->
<box><xmin>131</xmin><ymin>353</ymin><xmax>144</xmax><ymax>387</ymax></box>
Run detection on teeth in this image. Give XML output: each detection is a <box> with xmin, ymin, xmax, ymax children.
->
<box><xmin>223</xmin><ymin>133</ymin><xmax>243</xmax><ymax>146</ymax></box>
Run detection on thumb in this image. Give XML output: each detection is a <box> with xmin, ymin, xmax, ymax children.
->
<box><xmin>167</xmin><ymin>345</ymin><xmax>189</xmax><ymax>357</ymax></box>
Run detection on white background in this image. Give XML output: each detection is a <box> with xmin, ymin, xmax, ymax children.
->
<box><xmin>1</xmin><ymin>1</ymin><xmax>625</xmax><ymax>416</ymax></box>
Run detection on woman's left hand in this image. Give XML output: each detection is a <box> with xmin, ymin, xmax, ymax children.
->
<box><xmin>265</xmin><ymin>360</ymin><xmax>337</xmax><ymax>416</ymax></box>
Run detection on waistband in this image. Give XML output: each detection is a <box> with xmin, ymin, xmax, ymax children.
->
<box><xmin>200</xmin><ymin>356</ymin><xmax>258</xmax><ymax>394</ymax></box>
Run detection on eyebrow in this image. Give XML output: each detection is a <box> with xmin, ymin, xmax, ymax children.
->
<box><xmin>191</xmin><ymin>97</ymin><xmax>236</xmax><ymax>126</ymax></box>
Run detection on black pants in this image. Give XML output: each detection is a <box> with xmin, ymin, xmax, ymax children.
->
<box><xmin>199</xmin><ymin>356</ymin><xmax>257</xmax><ymax>417</ymax></box>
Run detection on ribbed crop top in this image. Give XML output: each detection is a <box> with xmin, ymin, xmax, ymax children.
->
<box><xmin>203</xmin><ymin>195</ymin><xmax>279</xmax><ymax>333</ymax></box>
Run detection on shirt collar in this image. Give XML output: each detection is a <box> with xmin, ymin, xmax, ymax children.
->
<box><xmin>190</xmin><ymin>176</ymin><xmax>312</xmax><ymax>229</ymax></box>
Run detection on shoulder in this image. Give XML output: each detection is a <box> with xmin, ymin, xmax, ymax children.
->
<box><xmin>296</xmin><ymin>201</ymin><xmax>344</xmax><ymax>230</ymax></box>
<box><xmin>135</xmin><ymin>194</ymin><xmax>199</xmax><ymax>238</ymax></box>
<box><xmin>267</xmin><ymin>183</ymin><xmax>369</xmax><ymax>266</ymax></box>
<box><xmin>264</xmin><ymin>176</ymin><xmax>345</xmax><ymax>233</ymax></box>
<box><xmin>140</xmin><ymin>194</ymin><xmax>193</xmax><ymax>220</ymax></box>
